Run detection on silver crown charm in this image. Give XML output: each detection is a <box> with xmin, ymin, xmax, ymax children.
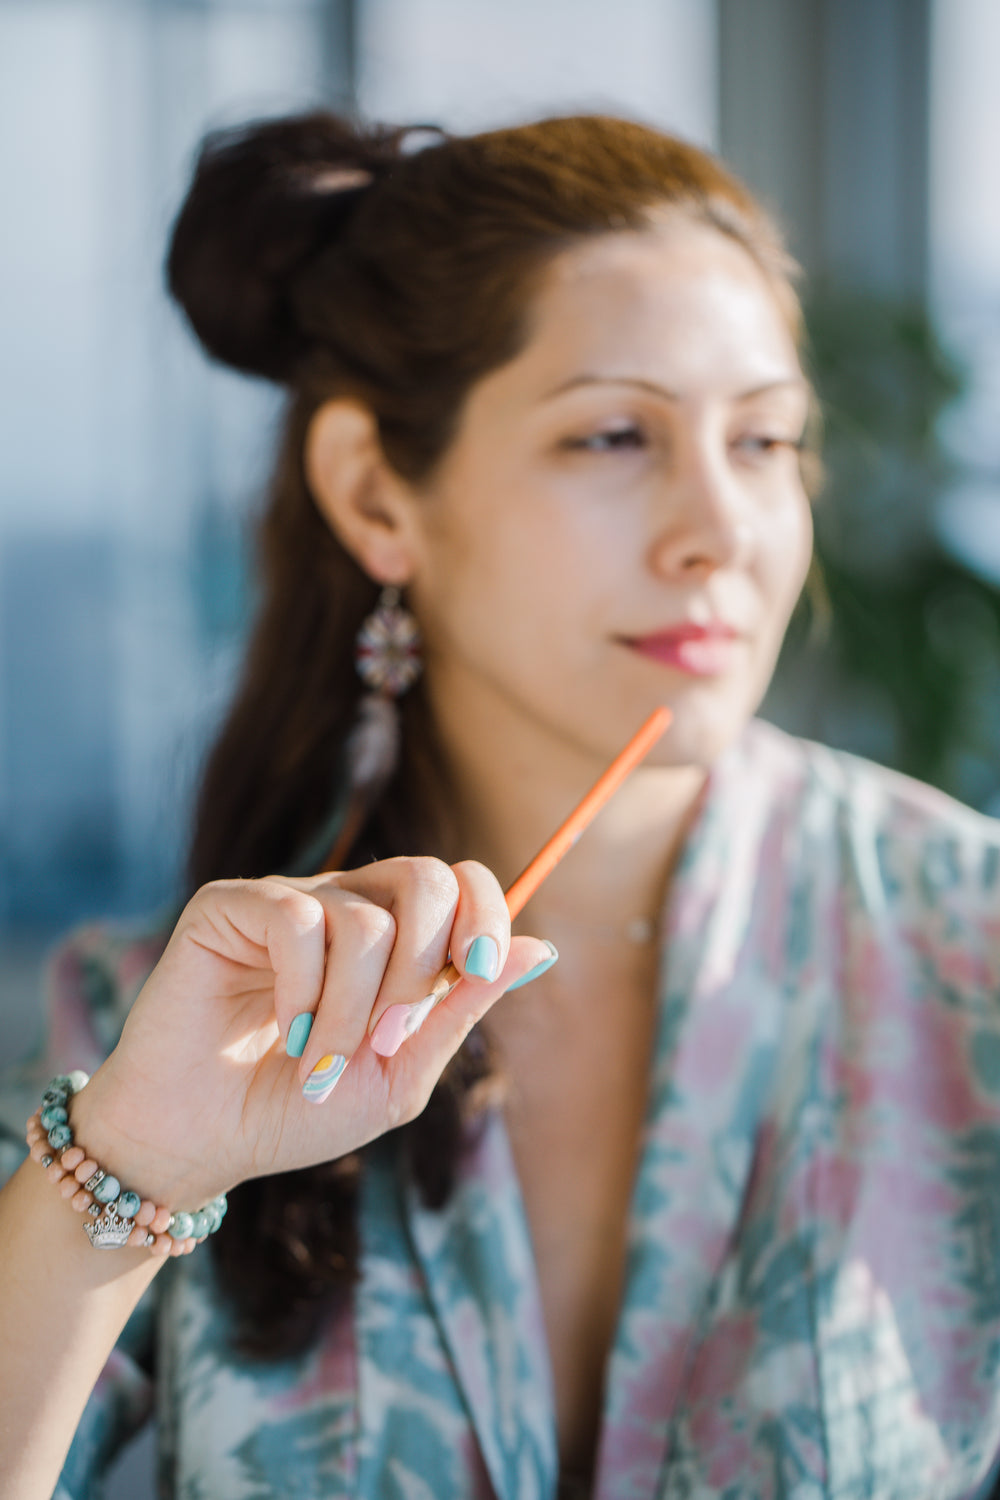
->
<box><xmin>84</xmin><ymin>1206</ymin><xmax>133</xmax><ymax>1249</ymax></box>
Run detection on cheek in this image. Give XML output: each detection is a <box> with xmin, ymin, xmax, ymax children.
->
<box><xmin>410</xmin><ymin>512</ymin><xmax>563</xmax><ymax>666</ymax></box>
<box><xmin>762</xmin><ymin>494</ymin><xmax>814</xmax><ymax>613</ymax></box>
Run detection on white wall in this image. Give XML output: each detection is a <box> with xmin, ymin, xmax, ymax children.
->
<box><xmin>929</xmin><ymin>0</ymin><xmax>1000</xmax><ymax>581</ymax></box>
<box><xmin>357</xmin><ymin>0</ymin><xmax>718</xmax><ymax>143</ymax></box>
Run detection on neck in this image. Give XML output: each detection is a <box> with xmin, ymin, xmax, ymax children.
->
<box><xmin>421</xmin><ymin>680</ymin><xmax>707</xmax><ymax>937</ymax></box>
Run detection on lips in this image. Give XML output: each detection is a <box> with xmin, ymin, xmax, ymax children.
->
<box><xmin>621</xmin><ymin>622</ymin><xmax>744</xmax><ymax>677</ymax></box>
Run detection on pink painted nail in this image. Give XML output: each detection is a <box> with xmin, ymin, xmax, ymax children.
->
<box><xmin>370</xmin><ymin>995</ymin><xmax>437</xmax><ymax>1058</ymax></box>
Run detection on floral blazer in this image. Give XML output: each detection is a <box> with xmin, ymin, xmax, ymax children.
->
<box><xmin>4</xmin><ymin>720</ymin><xmax>1000</xmax><ymax>1499</ymax></box>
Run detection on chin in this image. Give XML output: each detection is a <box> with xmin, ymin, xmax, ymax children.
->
<box><xmin>650</xmin><ymin>685</ymin><xmax>763</xmax><ymax>770</ymax></box>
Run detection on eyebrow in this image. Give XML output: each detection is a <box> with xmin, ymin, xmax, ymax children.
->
<box><xmin>541</xmin><ymin>374</ymin><xmax>809</xmax><ymax>403</ymax></box>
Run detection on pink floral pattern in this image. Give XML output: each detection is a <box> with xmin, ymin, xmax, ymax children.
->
<box><xmin>4</xmin><ymin>721</ymin><xmax>1000</xmax><ymax>1497</ymax></box>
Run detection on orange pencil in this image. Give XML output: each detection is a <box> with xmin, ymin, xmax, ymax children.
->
<box><xmin>502</xmin><ymin>703</ymin><xmax>673</xmax><ymax>919</ymax></box>
<box><xmin>404</xmin><ymin>705</ymin><xmax>673</xmax><ymax>1022</ymax></box>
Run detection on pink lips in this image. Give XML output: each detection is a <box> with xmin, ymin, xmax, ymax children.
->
<box><xmin>623</xmin><ymin>622</ymin><xmax>743</xmax><ymax>677</ymax></box>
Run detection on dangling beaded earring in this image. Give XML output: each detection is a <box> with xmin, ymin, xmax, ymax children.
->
<box><xmin>325</xmin><ymin>585</ymin><xmax>423</xmax><ymax>869</ymax></box>
<box><xmin>353</xmin><ymin>585</ymin><xmax>423</xmax><ymax>697</ymax></box>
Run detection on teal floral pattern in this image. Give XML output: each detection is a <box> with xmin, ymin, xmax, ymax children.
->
<box><xmin>4</xmin><ymin>721</ymin><xmax>1000</xmax><ymax>1497</ymax></box>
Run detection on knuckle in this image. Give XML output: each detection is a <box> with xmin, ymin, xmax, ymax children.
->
<box><xmin>353</xmin><ymin>901</ymin><xmax>397</xmax><ymax>950</ymax></box>
<box><xmin>399</xmin><ymin>855</ymin><xmax>460</xmax><ymax>905</ymax></box>
<box><xmin>257</xmin><ymin>878</ymin><xmax>326</xmax><ymax>933</ymax></box>
<box><xmin>399</xmin><ymin>1080</ymin><xmax>432</xmax><ymax>1125</ymax></box>
<box><xmin>453</xmin><ymin>858</ymin><xmax>500</xmax><ymax>891</ymax></box>
<box><xmin>385</xmin><ymin>1065</ymin><xmax>433</xmax><ymax>1128</ymax></box>
<box><xmin>385</xmin><ymin>1085</ymin><xmax>418</xmax><ymax>1129</ymax></box>
<box><xmin>185</xmin><ymin>877</ymin><xmax>240</xmax><ymax>915</ymax></box>
<box><xmin>457</xmin><ymin>1011</ymin><xmax>479</xmax><ymax>1045</ymax></box>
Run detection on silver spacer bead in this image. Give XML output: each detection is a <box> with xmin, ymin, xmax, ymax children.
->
<box><xmin>40</xmin><ymin>1154</ymin><xmax>53</xmax><ymax>1168</ymax></box>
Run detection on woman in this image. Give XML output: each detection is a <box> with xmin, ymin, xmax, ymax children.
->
<box><xmin>3</xmin><ymin>111</ymin><xmax>1000</xmax><ymax>1500</ymax></box>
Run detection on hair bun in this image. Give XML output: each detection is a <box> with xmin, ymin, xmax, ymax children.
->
<box><xmin>166</xmin><ymin>113</ymin><xmax>398</xmax><ymax>382</ymax></box>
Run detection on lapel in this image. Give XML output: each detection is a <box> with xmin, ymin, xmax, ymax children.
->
<box><xmin>356</xmin><ymin>721</ymin><xmax>802</xmax><ymax>1500</ymax></box>
<box><xmin>594</xmin><ymin>723</ymin><xmax>794</xmax><ymax>1498</ymax></box>
<box><xmin>402</xmin><ymin>1113</ymin><xmax>558</xmax><ymax>1500</ymax></box>
<box><xmin>356</xmin><ymin>1119</ymin><xmax>558</xmax><ymax>1500</ymax></box>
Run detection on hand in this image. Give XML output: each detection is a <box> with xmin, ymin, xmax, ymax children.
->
<box><xmin>72</xmin><ymin>860</ymin><xmax>554</xmax><ymax>1211</ymax></box>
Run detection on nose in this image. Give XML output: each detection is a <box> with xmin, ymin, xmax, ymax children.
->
<box><xmin>647</xmin><ymin>442</ymin><xmax>754</xmax><ymax>580</ymax></box>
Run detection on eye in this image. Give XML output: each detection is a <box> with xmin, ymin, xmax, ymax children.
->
<box><xmin>732</xmin><ymin>432</ymin><xmax>803</xmax><ymax>461</ymax></box>
<box><xmin>565</xmin><ymin>422</ymin><xmax>647</xmax><ymax>453</ymax></box>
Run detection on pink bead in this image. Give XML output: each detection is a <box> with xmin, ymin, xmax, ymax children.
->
<box><xmin>135</xmin><ymin>1201</ymin><xmax>156</xmax><ymax>1228</ymax></box>
<box><xmin>128</xmin><ymin>1225</ymin><xmax>153</xmax><ymax>1249</ymax></box>
<box><xmin>168</xmin><ymin>1237</ymin><xmax>188</xmax><ymax>1258</ymax></box>
<box><xmin>71</xmin><ymin>1189</ymin><xmax>93</xmax><ymax>1213</ymax></box>
<box><xmin>150</xmin><ymin>1207</ymin><xmax>172</xmax><ymax>1236</ymax></box>
<box><xmin>75</xmin><ymin>1159</ymin><xmax>98</xmax><ymax>1184</ymax></box>
<box><xmin>59</xmin><ymin>1174</ymin><xmax>81</xmax><ymax>1199</ymax></box>
<box><xmin>45</xmin><ymin>1162</ymin><xmax>66</xmax><ymax>1184</ymax></box>
<box><xmin>29</xmin><ymin>1141</ymin><xmax>48</xmax><ymax>1163</ymax></box>
<box><xmin>61</xmin><ymin>1146</ymin><xmax>85</xmax><ymax>1171</ymax></box>
<box><xmin>149</xmin><ymin>1236</ymin><xmax>172</xmax><ymax>1258</ymax></box>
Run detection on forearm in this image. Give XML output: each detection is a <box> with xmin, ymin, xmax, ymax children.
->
<box><xmin>0</xmin><ymin>1156</ymin><xmax>162</xmax><ymax>1500</ymax></box>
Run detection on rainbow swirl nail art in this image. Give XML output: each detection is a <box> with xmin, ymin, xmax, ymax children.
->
<box><xmin>302</xmin><ymin>1053</ymin><xmax>347</xmax><ymax>1104</ymax></box>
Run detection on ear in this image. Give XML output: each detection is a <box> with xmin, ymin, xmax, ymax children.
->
<box><xmin>304</xmin><ymin>399</ymin><xmax>419</xmax><ymax>584</ymax></box>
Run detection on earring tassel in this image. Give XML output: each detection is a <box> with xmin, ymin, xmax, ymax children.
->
<box><xmin>325</xmin><ymin>692</ymin><xmax>400</xmax><ymax>869</ymax></box>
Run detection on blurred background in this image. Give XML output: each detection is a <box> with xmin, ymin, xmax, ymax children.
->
<box><xmin>1</xmin><ymin>1</ymin><xmax>998</xmax><ymax>1487</ymax></box>
<box><xmin>2</xmin><ymin>0</ymin><xmax>999</xmax><ymax>1057</ymax></box>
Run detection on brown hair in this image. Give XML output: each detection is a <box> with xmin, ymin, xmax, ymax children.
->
<box><xmin>168</xmin><ymin>110</ymin><xmax>805</xmax><ymax>1356</ymax></box>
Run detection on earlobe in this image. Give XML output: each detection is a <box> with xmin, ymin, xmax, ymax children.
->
<box><xmin>304</xmin><ymin>399</ymin><xmax>416</xmax><ymax>584</ymax></box>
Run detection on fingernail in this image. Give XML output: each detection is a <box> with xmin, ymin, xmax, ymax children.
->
<box><xmin>370</xmin><ymin>994</ymin><xmax>437</xmax><ymax>1058</ymax></box>
<box><xmin>465</xmin><ymin>935</ymin><xmax>500</xmax><ymax>982</ymax></box>
<box><xmin>302</xmin><ymin>1053</ymin><xmax>347</xmax><ymax>1104</ymax></box>
<box><xmin>505</xmin><ymin>941</ymin><xmax>559</xmax><ymax>992</ymax></box>
<box><xmin>286</xmin><ymin>1012</ymin><xmax>314</xmax><ymax>1058</ymax></box>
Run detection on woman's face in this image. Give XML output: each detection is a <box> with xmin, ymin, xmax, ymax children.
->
<box><xmin>405</xmin><ymin>216</ymin><xmax>813</xmax><ymax>770</ymax></box>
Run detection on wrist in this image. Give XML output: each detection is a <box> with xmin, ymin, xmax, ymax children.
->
<box><xmin>67</xmin><ymin>1068</ymin><xmax>232</xmax><ymax>1217</ymax></box>
<box><xmin>28</xmin><ymin>1072</ymin><xmax>229</xmax><ymax>1257</ymax></box>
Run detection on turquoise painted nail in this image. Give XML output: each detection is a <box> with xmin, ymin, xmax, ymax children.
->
<box><xmin>505</xmin><ymin>941</ymin><xmax>559</xmax><ymax>992</ymax></box>
<box><xmin>465</xmin><ymin>934</ymin><xmax>500</xmax><ymax>981</ymax></box>
<box><xmin>286</xmin><ymin>1011</ymin><xmax>314</xmax><ymax>1058</ymax></box>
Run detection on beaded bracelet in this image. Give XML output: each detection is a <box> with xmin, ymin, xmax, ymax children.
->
<box><xmin>26</xmin><ymin>1072</ymin><xmax>228</xmax><ymax>1257</ymax></box>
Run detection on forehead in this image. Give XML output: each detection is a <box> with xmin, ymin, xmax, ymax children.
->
<box><xmin>511</xmin><ymin>218</ymin><xmax>802</xmax><ymax>400</ymax></box>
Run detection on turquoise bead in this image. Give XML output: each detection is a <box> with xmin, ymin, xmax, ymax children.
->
<box><xmin>214</xmin><ymin>1195</ymin><xmax>228</xmax><ymax>1220</ymax></box>
<box><xmin>49</xmin><ymin>1075</ymin><xmax>73</xmax><ymax>1094</ymax></box>
<box><xmin>168</xmin><ymin>1212</ymin><xmax>194</xmax><ymax>1240</ymax></box>
<box><xmin>190</xmin><ymin>1210</ymin><xmax>211</xmax><ymax>1239</ymax></box>
<box><xmin>117</xmin><ymin>1191</ymin><xmax>141</xmax><ymax>1219</ymax></box>
<box><xmin>42</xmin><ymin>1087</ymin><xmax>68</xmax><ymax>1108</ymax></box>
<box><xmin>40</xmin><ymin>1105</ymin><xmax>68</xmax><ymax>1130</ymax></box>
<box><xmin>94</xmin><ymin>1175</ymin><xmax>121</xmax><ymax>1204</ymax></box>
<box><xmin>47</xmin><ymin>1123</ymin><xmax>72</xmax><ymax>1150</ymax></box>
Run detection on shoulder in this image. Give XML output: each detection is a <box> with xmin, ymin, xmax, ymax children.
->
<box><xmin>0</xmin><ymin>914</ymin><xmax>173</xmax><ymax>1158</ymax></box>
<box><xmin>730</xmin><ymin>724</ymin><xmax>1000</xmax><ymax>1077</ymax></box>
<box><xmin>46</xmin><ymin>916</ymin><xmax>174</xmax><ymax>1066</ymax></box>
<box><xmin>737</xmin><ymin>718</ymin><xmax>1000</xmax><ymax>901</ymax></box>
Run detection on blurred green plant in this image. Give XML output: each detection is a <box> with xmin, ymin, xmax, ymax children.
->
<box><xmin>764</xmin><ymin>286</ymin><xmax>1000</xmax><ymax>813</ymax></box>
